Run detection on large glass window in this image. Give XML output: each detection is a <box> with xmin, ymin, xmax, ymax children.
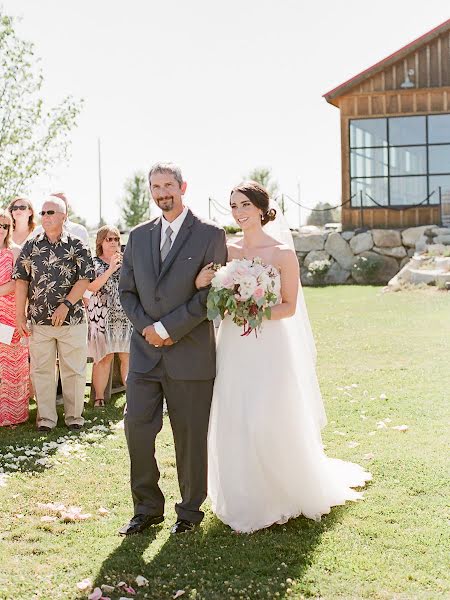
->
<box><xmin>349</xmin><ymin>114</ymin><xmax>450</xmax><ymax>207</ymax></box>
<box><xmin>389</xmin><ymin>116</ymin><xmax>426</xmax><ymax>146</ymax></box>
<box><xmin>428</xmin><ymin>114</ymin><xmax>450</xmax><ymax>143</ymax></box>
<box><xmin>350</xmin><ymin>119</ymin><xmax>388</xmax><ymax>148</ymax></box>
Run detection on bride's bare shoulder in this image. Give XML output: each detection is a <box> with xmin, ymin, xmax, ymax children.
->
<box><xmin>273</xmin><ymin>244</ymin><xmax>298</xmax><ymax>270</ymax></box>
<box><xmin>227</xmin><ymin>240</ymin><xmax>243</xmax><ymax>260</ymax></box>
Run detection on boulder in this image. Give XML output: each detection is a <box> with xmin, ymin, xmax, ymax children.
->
<box><xmin>324</xmin><ymin>232</ymin><xmax>354</xmax><ymax>270</ymax></box>
<box><xmin>407</xmin><ymin>248</ymin><xmax>416</xmax><ymax>257</ymax></box>
<box><xmin>415</xmin><ymin>235</ymin><xmax>431</xmax><ymax>253</ymax></box>
<box><xmin>350</xmin><ymin>232</ymin><xmax>373</xmax><ymax>254</ymax></box>
<box><xmin>373</xmin><ymin>246</ymin><xmax>407</xmax><ymax>258</ymax></box>
<box><xmin>294</xmin><ymin>234</ymin><xmax>325</xmax><ymax>252</ymax></box>
<box><xmin>298</xmin><ymin>225</ymin><xmax>321</xmax><ymax>235</ymax></box>
<box><xmin>430</xmin><ymin>227</ymin><xmax>450</xmax><ymax>237</ymax></box>
<box><xmin>402</xmin><ymin>225</ymin><xmax>436</xmax><ymax>247</ymax></box>
<box><xmin>324</xmin><ymin>261</ymin><xmax>351</xmax><ymax>284</ymax></box>
<box><xmin>400</xmin><ymin>257</ymin><xmax>411</xmax><ymax>269</ymax></box>
<box><xmin>434</xmin><ymin>235</ymin><xmax>450</xmax><ymax>245</ymax></box>
<box><xmin>341</xmin><ymin>231</ymin><xmax>355</xmax><ymax>241</ymax></box>
<box><xmin>300</xmin><ymin>269</ymin><xmax>312</xmax><ymax>286</ymax></box>
<box><xmin>351</xmin><ymin>251</ymin><xmax>399</xmax><ymax>284</ymax></box>
<box><xmin>372</xmin><ymin>229</ymin><xmax>402</xmax><ymax>247</ymax></box>
<box><xmin>303</xmin><ymin>250</ymin><xmax>330</xmax><ymax>269</ymax></box>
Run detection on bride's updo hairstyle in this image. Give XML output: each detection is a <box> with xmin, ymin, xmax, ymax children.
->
<box><xmin>231</xmin><ymin>181</ymin><xmax>277</xmax><ymax>226</ymax></box>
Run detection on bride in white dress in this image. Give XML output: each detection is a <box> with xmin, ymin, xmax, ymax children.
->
<box><xmin>195</xmin><ymin>181</ymin><xmax>371</xmax><ymax>533</ymax></box>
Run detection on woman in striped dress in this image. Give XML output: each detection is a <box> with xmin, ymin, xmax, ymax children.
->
<box><xmin>0</xmin><ymin>209</ymin><xmax>29</xmax><ymax>426</ymax></box>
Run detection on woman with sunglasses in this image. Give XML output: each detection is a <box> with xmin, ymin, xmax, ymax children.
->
<box><xmin>0</xmin><ymin>209</ymin><xmax>30</xmax><ymax>426</ymax></box>
<box><xmin>87</xmin><ymin>226</ymin><xmax>132</xmax><ymax>407</ymax></box>
<box><xmin>7</xmin><ymin>197</ymin><xmax>37</xmax><ymax>247</ymax></box>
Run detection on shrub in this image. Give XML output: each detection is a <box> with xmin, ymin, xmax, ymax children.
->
<box><xmin>352</xmin><ymin>255</ymin><xmax>381</xmax><ymax>283</ymax></box>
<box><xmin>307</xmin><ymin>259</ymin><xmax>331</xmax><ymax>285</ymax></box>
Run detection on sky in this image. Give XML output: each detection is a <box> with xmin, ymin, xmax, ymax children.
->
<box><xmin>2</xmin><ymin>0</ymin><xmax>450</xmax><ymax>228</ymax></box>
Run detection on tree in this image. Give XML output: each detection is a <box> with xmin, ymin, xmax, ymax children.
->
<box><xmin>0</xmin><ymin>13</ymin><xmax>83</xmax><ymax>206</ymax></box>
<box><xmin>67</xmin><ymin>205</ymin><xmax>87</xmax><ymax>228</ymax></box>
<box><xmin>121</xmin><ymin>171</ymin><xmax>150</xmax><ymax>228</ymax></box>
<box><xmin>306</xmin><ymin>202</ymin><xmax>341</xmax><ymax>226</ymax></box>
<box><xmin>245</xmin><ymin>167</ymin><xmax>279</xmax><ymax>198</ymax></box>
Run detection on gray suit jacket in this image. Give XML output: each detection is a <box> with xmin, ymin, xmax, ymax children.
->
<box><xmin>119</xmin><ymin>209</ymin><xmax>227</xmax><ymax>380</ymax></box>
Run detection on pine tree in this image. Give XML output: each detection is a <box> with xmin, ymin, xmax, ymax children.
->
<box><xmin>121</xmin><ymin>172</ymin><xmax>150</xmax><ymax>228</ymax></box>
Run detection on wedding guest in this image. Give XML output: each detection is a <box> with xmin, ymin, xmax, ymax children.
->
<box><xmin>33</xmin><ymin>192</ymin><xmax>89</xmax><ymax>247</ymax></box>
<box><xmin>13</xmin><ymin>197</ymin><xmax>95</xmax><ymax>432</ymax></box>
<box><xmin>0</xmin><ymin>209</ymin><xmax>30</xmax><ymax>427</ymax></box>
<box><xmin>8</xmin><ymin>196</ymin><xmax>37</xmax><ymax>247</ymax></box>
<box><xmin>87</xmin><ymin>226</ymin><xmax>131</xmax><ymax>408</ymax></box>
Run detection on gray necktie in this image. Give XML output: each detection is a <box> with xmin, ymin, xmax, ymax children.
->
<box><xmin>160</xmin><ymin>225</ymin><xmax>173</xmax><ymax>262</ymax></box>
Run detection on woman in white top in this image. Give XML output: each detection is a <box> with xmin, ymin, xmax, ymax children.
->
<box><xmin>7</xmin><ymin>197</ymin><xmax>37</xmax><ymax>248</ymax></box>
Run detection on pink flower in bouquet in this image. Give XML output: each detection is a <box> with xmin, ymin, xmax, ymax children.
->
<box><xmin>253</xmin><ymin>286</ymin><xmax>265</xmax><ymax>300</ymax></box>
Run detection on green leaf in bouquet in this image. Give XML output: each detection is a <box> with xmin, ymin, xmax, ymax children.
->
<box><xmin>207</xmin><ymin>307</ymin><xmax>219</xmax><ymax>321</ymax></box>
<box><xmin>264</xmin><ymin>307</ymin><xmax>272</xmax><ymax>320</ymax></box>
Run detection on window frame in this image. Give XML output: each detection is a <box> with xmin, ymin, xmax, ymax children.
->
<box><xmin>349</xmin><ymin>113</ymin><xmax>450</xmax><ymax>208</ymax></box>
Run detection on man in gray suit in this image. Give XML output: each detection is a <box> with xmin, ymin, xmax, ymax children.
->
<box><xmin>118</xmin><ymin>162</ymin><xmax>227</xmax><ymax>535</ymax></box>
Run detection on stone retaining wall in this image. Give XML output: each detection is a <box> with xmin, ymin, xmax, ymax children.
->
<box><xmin>293</xmin><ymin>225</ymin><xmax>450</xmax><ymax>285</ymax></box>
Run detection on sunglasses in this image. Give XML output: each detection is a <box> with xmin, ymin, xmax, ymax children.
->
<box><xmin>11</xmin><ymin>205</ymin><xmax>29</xmax><ymax>211</ymax></box>
<box><xmin>105</xmin><ymin>236</ymin><xmax>120</xmax><ymax>242</ymax></box>
<box><xmin>0</xmin><ymin>223</ymin><xmax>10</xmax><ymax>230</ymax></box>
<box><xmin>39</xmin><ymin>210</ymin><xmax>60</xmax><ymax>216</ymax></box>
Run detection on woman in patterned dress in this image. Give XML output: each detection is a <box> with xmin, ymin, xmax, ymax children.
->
<box><xmin>0</xmin><ymin>209</ymin><xmax>29</xmax><ymax>426</ymax></box>
<box><xmin>87</xmin><ymin>226</ymin><xmax>132</xmax><ymax>407</ymax></box>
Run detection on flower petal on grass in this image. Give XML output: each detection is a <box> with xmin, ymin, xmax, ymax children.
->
<box><xmin>36</xmin><ymin>502</ymin><xmax>66</xmax><ymax>513</ymax></box>
<box><xmin>333</xmin><ymin>430</ymin><xmax>347</xmax><ymax>436</ymax></box>
<box><xmin>392</xmin><ymin>424</ymin><xmax>409</xmax><ymax>432</ymax></box>
<box><xmin>376</xmin><ymin>421</ymin><xmax>388</xmax><ymax>429</ymax></box>
<box><xmin>76</xmin><ymin>578</ymin><xmax>92</xmax><ymax>591</ymax></box>
<box><xmin>363</xmin><ymin>453</ymin><xmax>375</xmax><ymax>460</ymax></box>
<box><xmin>347</xmin><ymin>441</ymin><xmax>359</xmax><ymax>448</ymax></box>
<box><xmin>40</xmin><ymin>515</ymin><xmax>57</xmax><ymax>522</ymax></box>
<box><xmin>88</xmin><ymin>588</ymin><xmax>103</xmax><ymax>600</ymax></box>
<box><xmin>98</xmin><ymin>507</ymin><xmax>110</xmax><ymax>516</ymax></box>
<box><xmin>135</xmin><ymin>575</ymin><xmax>149</xmax><ymax>587</ymax></box>
<box><xmin>101</xmin><ymin>584</ymin><xmax>115</xmax><ymax>593</ymax></box>
<box><xmin>379</xmin><ymin>393</ymin><xmax>388</xmax><ymax>400</ymax></box>
<box><xmin>173</xmin><ymin>591</ymin><xmax>185</xmax><ymax>599</ymax></box>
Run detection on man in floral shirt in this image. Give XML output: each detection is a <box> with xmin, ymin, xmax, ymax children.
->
<box><xmin>13</xmin><ymin>197</ymin><xmax>95</xmax><ymax>432</ymax></box>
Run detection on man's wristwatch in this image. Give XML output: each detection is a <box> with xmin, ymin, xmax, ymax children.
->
<box><xmin>62</xmin><ymin>299</ymin><xmax>73</xmax><ymax>310</ymax></box>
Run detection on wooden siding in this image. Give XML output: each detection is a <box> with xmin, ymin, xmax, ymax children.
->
<box><xmin>342</xmin><ymin>206</ymin><xmax>440</xmax><ymax>230</ymax></box>
<box><xmin>350</xmin><ymin>31</ymin><xmax>450</xmax><ymax>94</ymax></box>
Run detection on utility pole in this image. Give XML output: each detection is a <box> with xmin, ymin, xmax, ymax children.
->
<box><xmin>98</xmin><ymin>137</ymin><xmax>102</xmax><ymax>225</ymax></box>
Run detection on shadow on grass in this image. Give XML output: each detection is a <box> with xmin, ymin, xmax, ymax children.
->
<box><xmin>93</xmin><ymin>508</ymin><xmax>342</xmax><ymax>599</ymax></box>
<box><xmin>0</xmin><ymin>392</ymin><xmax>126</xmax><ymax>476</ymax></box>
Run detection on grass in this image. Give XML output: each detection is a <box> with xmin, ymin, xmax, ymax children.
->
<box><xmin>0</xmin><ymin>286</ymin><xmax>449</xmax><ymax>600</ymax></box>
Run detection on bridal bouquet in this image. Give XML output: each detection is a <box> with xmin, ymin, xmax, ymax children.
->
<box><xmin>207</xmin><ymin>258</ymin><xmax>279</xmax><ymax>336</ymax></box>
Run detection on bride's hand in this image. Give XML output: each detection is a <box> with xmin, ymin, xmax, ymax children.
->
<box><xmin>195</xmin><ymin>263</ymin><xmax>215</xmax><ymax>289</ymax></box>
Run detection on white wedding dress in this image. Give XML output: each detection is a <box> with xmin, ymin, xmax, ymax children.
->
<box><xmin>207</xmin><ymin>264</ymin><xmax>371</xmax><ymax>533</ymax></box>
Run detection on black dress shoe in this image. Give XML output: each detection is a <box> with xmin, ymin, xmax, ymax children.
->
<box><xmin>68</xmin><ymin>424</ymin><xmax>82</xmax><ymax>431</ymax></box>
<box><xmin>118</xmin><ymin>514</ymin><xmax>164</xmax><ymax>536</ymax></box>
<box><xmin>171</xmin><ymin>519</ymin><xmax>197</xmax><ymax>534</ymax></box>
<box><xmin>37</xmin><ymin>425</ymin><xmax>51</xmax><ymax>432</ymax></box>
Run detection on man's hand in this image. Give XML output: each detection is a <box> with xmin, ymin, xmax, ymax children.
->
<box><xmin>51</xmin><ymin>304</ymin><xmax>69</xmax><ymax>327</ymax></box>
<box><xmin>142</xmin><ymin>325</ymin><xmax>165</xmax><ymax>347</ymax></box>
<box><xmin>16</xmin><ymin>315</ymin><xmax>30</xmax><ymax>338</ymax></box>
<box><xmin>163</xmin><ymin>337</ymin><xmax>175</xmax><ymax>346</ymax></box>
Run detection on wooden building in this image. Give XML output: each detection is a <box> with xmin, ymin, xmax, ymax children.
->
<box><xmin>324</xmin><ymin>19</ymin><xmax>450</xmax><ymax>230</ymax></box>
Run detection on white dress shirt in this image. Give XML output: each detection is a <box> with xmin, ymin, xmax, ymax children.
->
<box><xmin>153</xmin><ymin>206</ymin><xmax>189</xmax><ymax>340</ymax></box>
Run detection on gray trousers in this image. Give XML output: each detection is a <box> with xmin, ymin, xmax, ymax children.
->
<box><xmin>124</xmin><ymin>359</ymin><xmax>214</xmax><ymax>524</ymax></box>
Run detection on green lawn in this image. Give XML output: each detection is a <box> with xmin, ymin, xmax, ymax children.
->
<box><xmin>0</xmin><ymin>287</ymin><xmax>449</xmax><ymax>600</ymax></box>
